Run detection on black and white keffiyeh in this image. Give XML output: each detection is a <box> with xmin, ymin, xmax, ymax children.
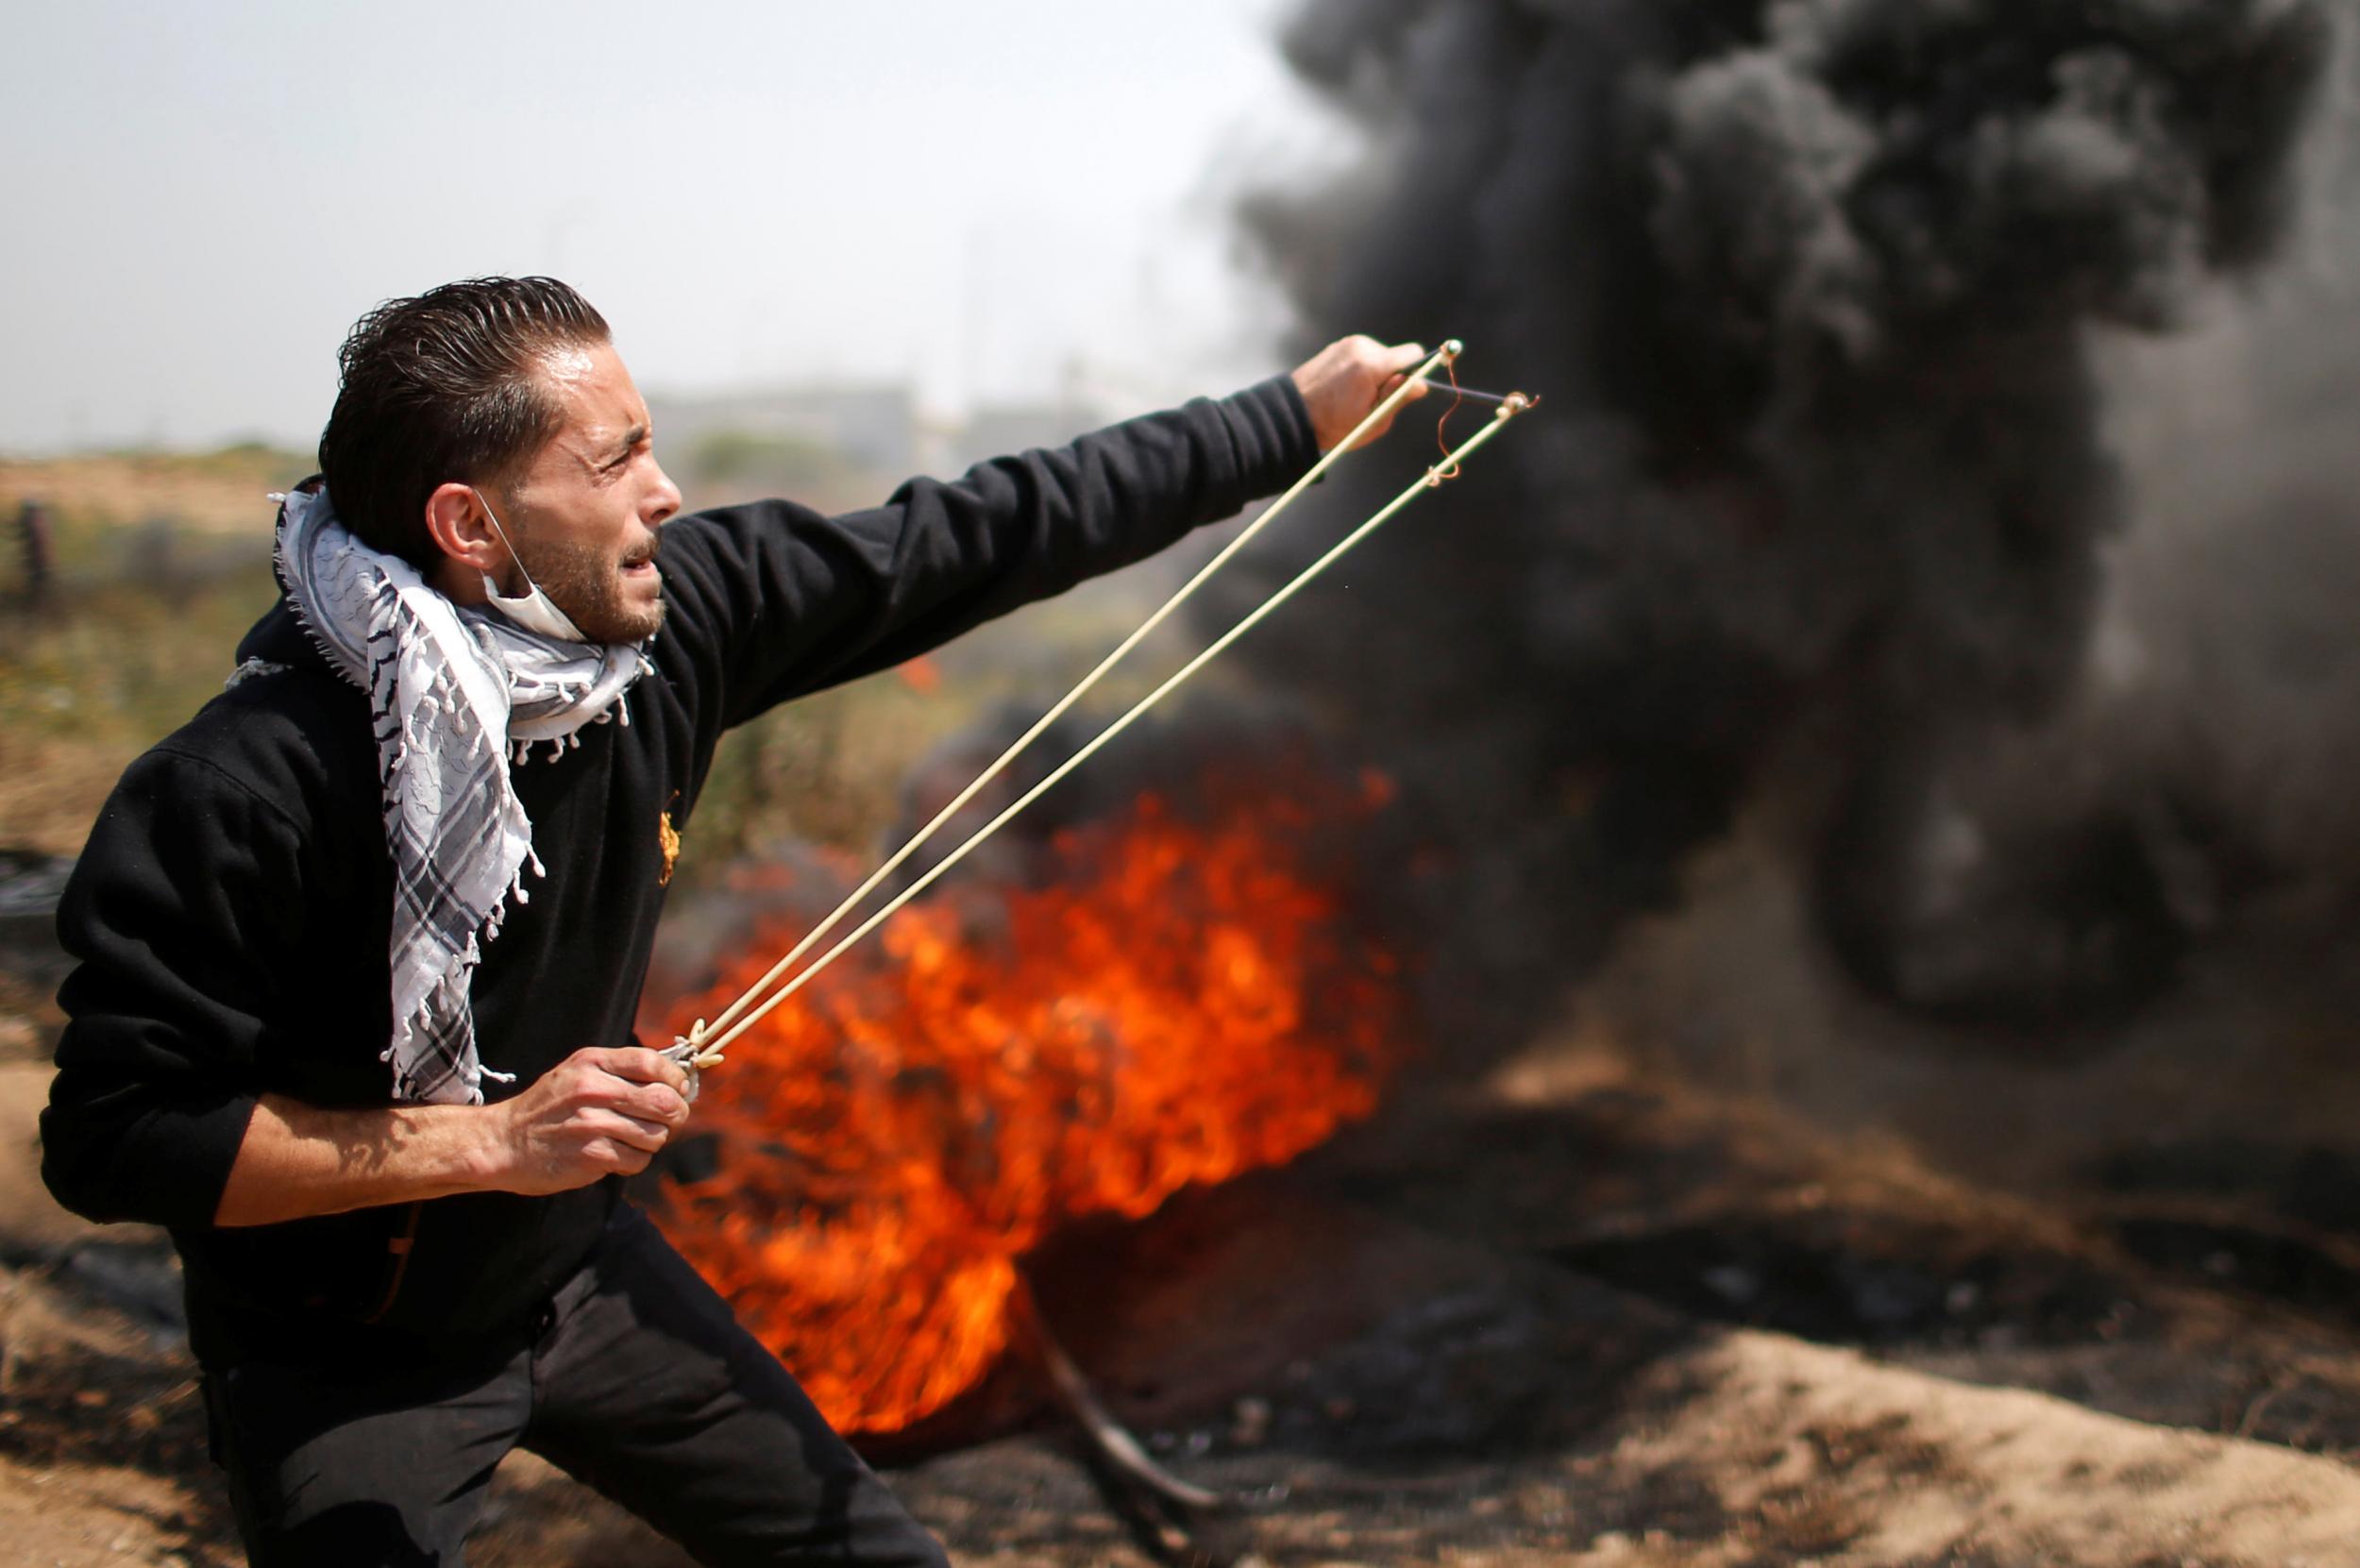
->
<box><xmin>268</xmin><ymin>486</ymin><xmax>652</xmax><ymax>1105</ymax></box>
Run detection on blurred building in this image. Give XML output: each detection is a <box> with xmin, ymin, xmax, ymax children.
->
<box><xmin>649</xmin><ymin>379</ymin><xmax>1118</xmax><ymax>504</ymax></box>
<box><xmin>649</xmin><ymin>384</ymin><xmax>919</xmax><ymax>480</ymax></box>
<box><xmin>936</xmin><ymin>392</ymin><xmax>1109</xmax><ymax>477</ymax></box>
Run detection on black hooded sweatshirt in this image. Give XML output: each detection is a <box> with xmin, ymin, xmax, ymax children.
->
<box><xmin>41</xmin><ymin>379</ymin><xmax>1318</xmax><ymax>1370</ymax></box>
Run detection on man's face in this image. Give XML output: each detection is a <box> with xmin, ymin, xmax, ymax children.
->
<box><xmin>495</xmin><ymin>341</ymin><xmax>682</xmax><ymax>644</ymax></box>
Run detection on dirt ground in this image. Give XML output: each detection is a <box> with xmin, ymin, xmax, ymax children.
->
<box><xmin>8</xmin><ymin>810</ymin><xmax>2360</xmax><ymax>1567</ymax></box>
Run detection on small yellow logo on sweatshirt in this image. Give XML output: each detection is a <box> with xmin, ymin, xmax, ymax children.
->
<box><xmin>658</xmin><ymin>810</ymin><xmax>681</xmax><ymax>886</ymax></box>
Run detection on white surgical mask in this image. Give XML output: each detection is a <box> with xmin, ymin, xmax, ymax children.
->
<box><xmin>471</xmin><ymin>488</ymin><xmax>589</xmax><ymax>643</ymax></box>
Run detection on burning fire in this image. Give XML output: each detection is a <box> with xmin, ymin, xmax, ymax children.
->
<box><xmin>652</xmin><ymin>774</ymin><xmax>1404</xmax><ymax>1433</ymax></box>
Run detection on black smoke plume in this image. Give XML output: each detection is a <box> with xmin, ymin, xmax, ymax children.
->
<box><xmin>1215</xmin><ymin>0</ymin><xmax>2336</xmax><ymax>1044</ymax></box>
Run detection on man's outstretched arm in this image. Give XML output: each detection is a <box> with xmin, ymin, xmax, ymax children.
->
<box><xmin>656</xmin><ymin>336</ymin><xmax>1433</xmax><ymax>735</ymax></box>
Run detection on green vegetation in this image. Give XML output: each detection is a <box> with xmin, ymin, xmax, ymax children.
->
<box><xmin>0</xmin><ymin>560</ymin><xmax>280</xmax><ymax>752</ymax></box>
<box><xmin>1</xmin><ymin>481</ymin><xmax>281</xmax><ymax>744</ymax></box>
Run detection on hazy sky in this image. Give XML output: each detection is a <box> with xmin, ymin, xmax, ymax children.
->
<box><xmin>1</xmin><ymin>1</ymin><xmax>1343</xmax><ymax>453</ymax></box>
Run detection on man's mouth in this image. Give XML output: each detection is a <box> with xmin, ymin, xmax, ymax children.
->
<box><xmin>621</xmin><ymin>534</ymin><xmax>663</xmax><ymax>579</ymax></box>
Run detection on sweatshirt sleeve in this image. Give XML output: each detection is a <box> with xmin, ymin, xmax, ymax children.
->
<box><xmin>656</xmin><ymin>376</ymin><xmax>1321</xmax><ymax>732</ymax></box>
<box><xmin>40</xmin><ymin>749</ymin><xmax>297</xmax><ymax>1231</ymax></box>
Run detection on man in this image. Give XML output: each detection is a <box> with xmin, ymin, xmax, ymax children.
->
<box><xmin>40</xmin><ymin>275</ymin><xmax>1425</xmax><ymax>1565</ymax></box>
<box><xmin>14</xmin><ymin>497</ymin><xmax>54</xmax><ymax>606</ymax></box>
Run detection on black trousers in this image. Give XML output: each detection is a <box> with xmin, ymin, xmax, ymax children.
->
<box><xmin>200</xmin><ymin>1204</ymin><xmax>949</xmax><ymax>1568</ymax></box>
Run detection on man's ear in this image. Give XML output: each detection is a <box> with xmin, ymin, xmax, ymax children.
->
<box><xmin>422</xmin><ymin>483</ymin><xmax>506</xmax><ymax>579</ymax></box>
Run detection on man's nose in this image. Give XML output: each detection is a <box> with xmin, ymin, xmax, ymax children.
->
<box><xmin>646</xmin><ymin>463</ymin><xmax>683</xmax><ymax>526</ymax></box>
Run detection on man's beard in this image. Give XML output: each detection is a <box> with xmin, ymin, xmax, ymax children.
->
<box><xmin>516</xmin><ymin>531</ymin><xmax>666</xmax><ymax>645</ymax></box>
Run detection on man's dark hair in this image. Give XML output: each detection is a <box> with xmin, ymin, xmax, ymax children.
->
<box><xmin>317</xmin><ymin>277</ymin><xmax>610</xmax><ymax>566</ymax></box>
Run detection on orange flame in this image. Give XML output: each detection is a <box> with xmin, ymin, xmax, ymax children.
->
<box><xmin>652</xmin><ymin>778</ymin><xmax>1402</xmax><ymax>1433</ymax></box>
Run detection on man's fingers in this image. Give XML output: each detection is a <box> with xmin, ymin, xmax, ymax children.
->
<box><xmin>632</xmin><ymin>1083</ymin><xmax>692</xmax><ymax>1128</ymax></box>
<box><xmin>586</xmin><ymin>1045</ymin><xmax>692</xmax><ymax>1097</ymax></box>
<box><xmin>590</xmin><ymin>1044</ymin><xmax>669</xmax><ymax>1080</ymax></box>
<box><xmin>590</xmin><ymin>1138</ymin><xmax>655</xmax><ymax>1176</ymax></box>
<box><xmin>585</xmin><ymin>1107</ymin><xmax>672</xmax><ymax>1153</ymax></box>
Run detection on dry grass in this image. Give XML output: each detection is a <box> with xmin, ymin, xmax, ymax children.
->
<box><xmin>0</xmin><ymin>445</ymin><xmax>308</xmax><ymax>539</ymax></box>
